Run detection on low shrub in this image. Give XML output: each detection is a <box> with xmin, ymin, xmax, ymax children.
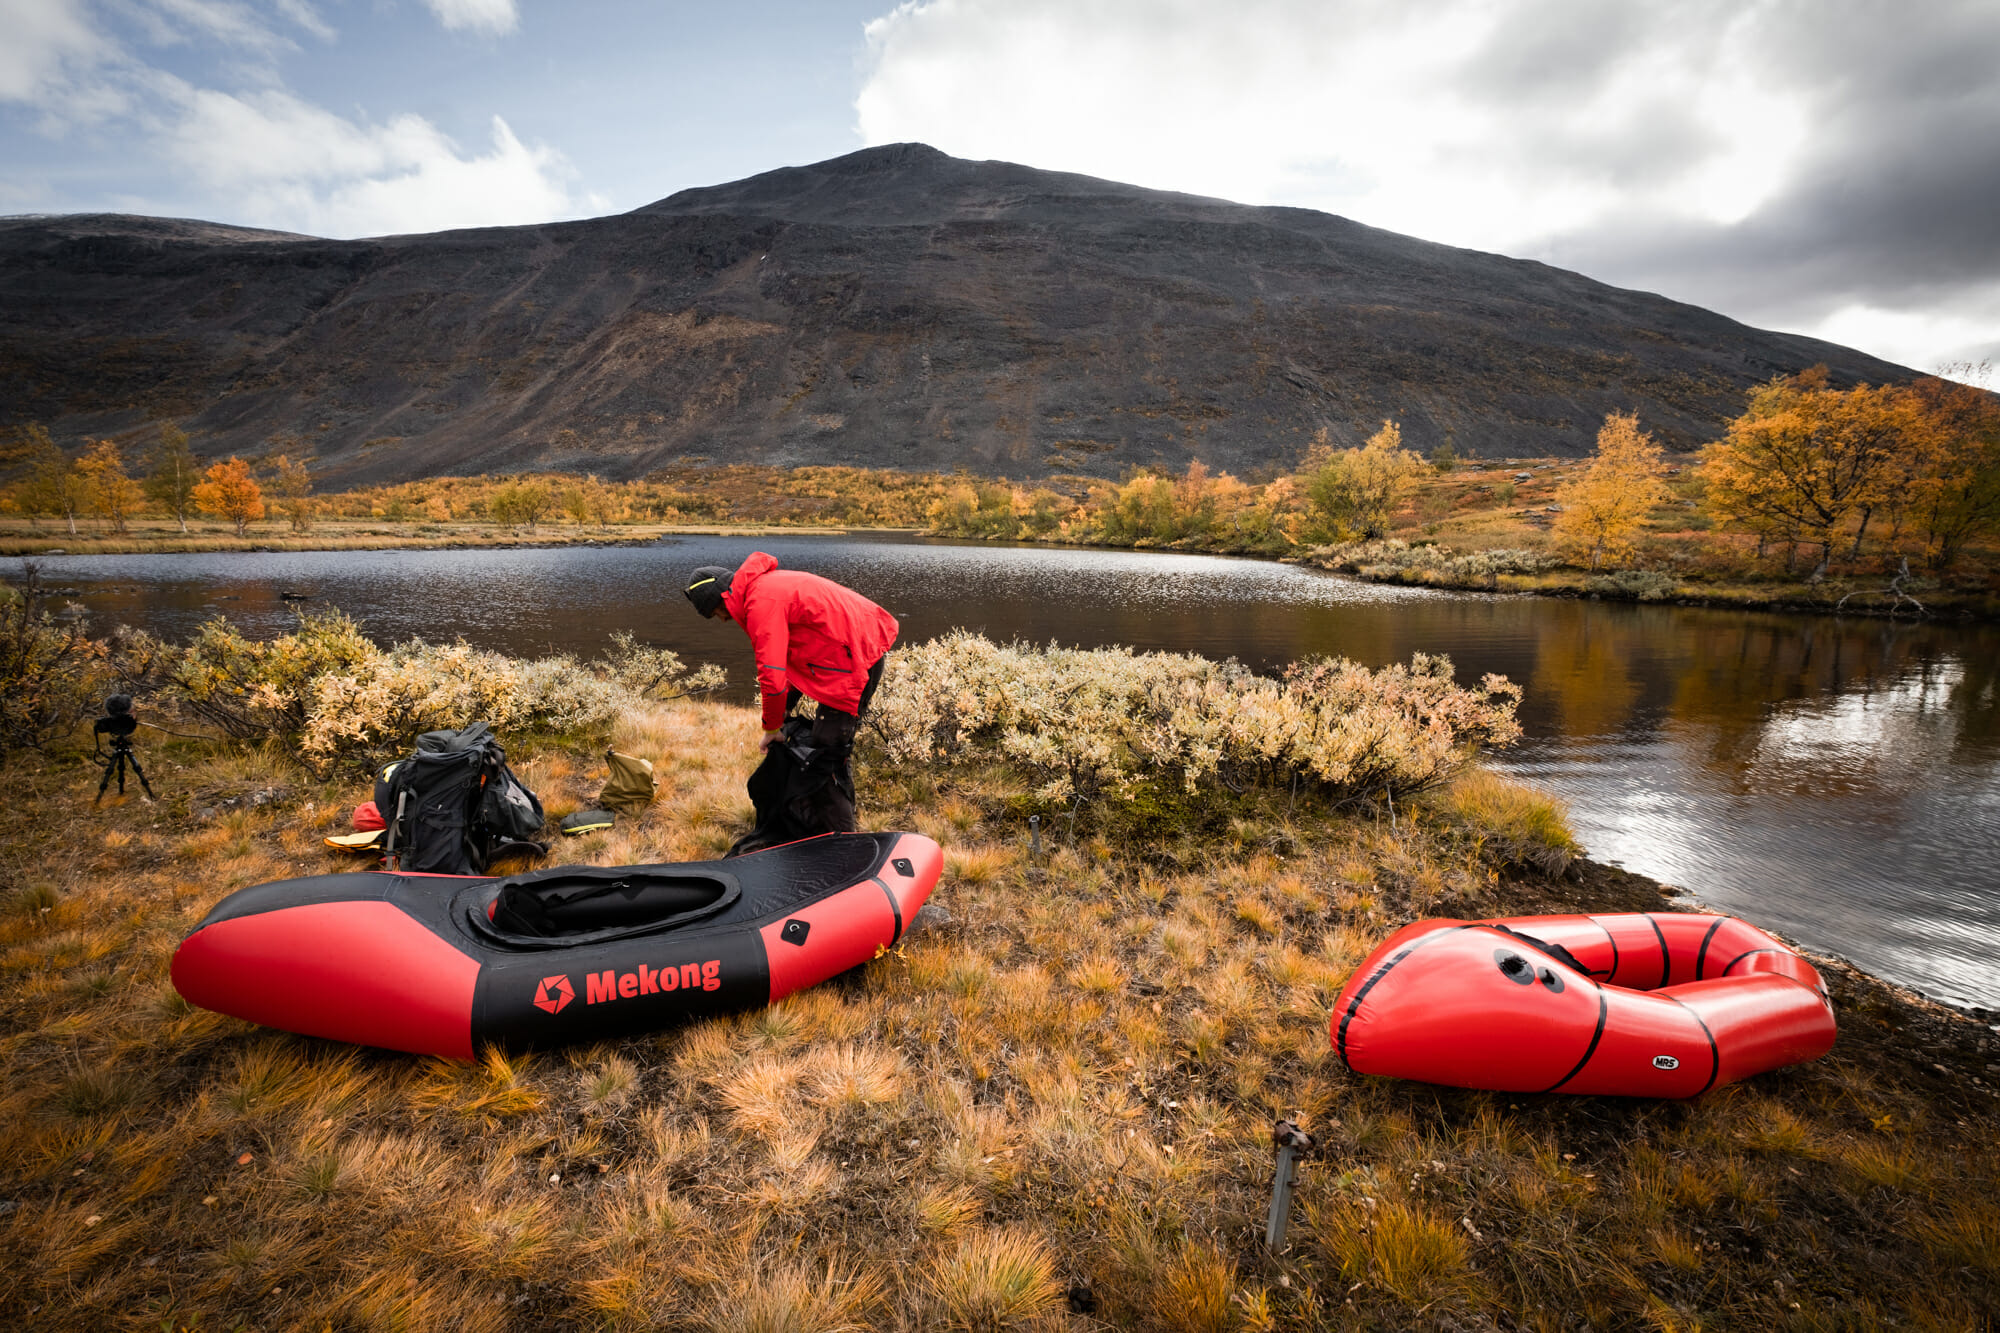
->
<box><xmin>112</xmin><ymin>608</ymin><xmax>374</xmax><ymax>739</ymax></box>
<box><xmin>114</xmin><ymin>611</ymin><xmax>727</xmax><ymax>773</ymax></box>
<box><xmin>1306</xmin><ymin>539</ymin><xmax>1556</xmax><ymax>583</ymax></box>
<box><xmin>300</xmin><ymin>640</ymin><xmax>630</xmax><ymax>771</ymax></box>
<box><xmin>867</xmin><ymin>632</ymin><xmax>1521</xmax><ymax>806</ymax></box>
<box><xmin>0</xmin><ymin>563</ymin><xmax>108</xmax><ymax>764</ymax></box>
<box><xmin>599</xmin><ymin>631</ymin><xmax>727</xmax><ymax>701</ymax></box>
<box><xmin>1583</xmin><ymin>569</ymin><xmax>1681</xmax><ymax>601</ymax></box>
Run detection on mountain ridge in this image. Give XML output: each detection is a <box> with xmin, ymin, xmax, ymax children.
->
<box><xmin>0</xmin><ymin>143</ymin><xmax>1913</xmax><ymax>484</ymax></box>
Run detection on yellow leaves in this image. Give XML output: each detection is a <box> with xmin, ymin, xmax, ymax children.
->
<box><xmin>1304</xmin><ymin>418</ymin><xmax>1428</xmax><ymax>540</ymax></box>
<box><xmin>298</xmin><ymin>640</ymin><xmax>627</xmax><ymax>767</ymax></box>
<box><xmin>1553</xmin><ymin>411</ymin><xmax>1670</xmax><ymax>570</ymax></box>
<box><xmin>75</xmin><ymin>439</ymin><xmax>145</xmax><ymax>533</ymax></box>
<box><xmin>924</xmin><ymin>458</ymin><xmax>1297</xmax><ymax>548</ymax></box>
<box><xmin>1700</xmin><ymin>369</ymin><xmax>1913</xmax><ymax>561</ymax></box>
<box><xmin>268</xmin><ymin>453</ymin><xmax>316</xmax><ymax>533</ymax></box>
<box><xmin>1895</xmin><ymin>373</ymin><xmax>2000</xmax><ymax>571</ymax></box>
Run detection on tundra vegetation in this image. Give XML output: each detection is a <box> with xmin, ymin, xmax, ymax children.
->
<box><xmin>3</xmin><ymin>367</ymin><xmax>1996</xmax><ymax>615</ymax></box>
<box><xmin>0</xmin><ymin>589</ymin><xmax>1996</xmax><ymax>1329</ymax></box>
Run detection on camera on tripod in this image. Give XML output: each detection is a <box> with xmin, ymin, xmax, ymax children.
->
<box><xmin>93</xmin><ymin>695</ymin><xmax>155</xmax><ymax>805</ymax></box>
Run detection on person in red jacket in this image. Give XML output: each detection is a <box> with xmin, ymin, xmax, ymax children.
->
<box><xmin>685</xmin><ymin>553</ymin><xmax>898</xmax><ymax>843</ymax></box>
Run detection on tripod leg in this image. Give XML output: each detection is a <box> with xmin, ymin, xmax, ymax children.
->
<box><xmin>126</xmin><ymin>752</ymin><xmax>156</xmax><ymax>800</ymax></box>
<box><xmin>95</xmin><ymin>754</ymin><xmax>117</xmax><ymax>806</ymax></box>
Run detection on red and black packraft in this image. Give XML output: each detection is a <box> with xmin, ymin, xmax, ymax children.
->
<box><xmin>375</xmin><ymin>721</ymin><xmax>547</xmax><ymax>874</ymax></box>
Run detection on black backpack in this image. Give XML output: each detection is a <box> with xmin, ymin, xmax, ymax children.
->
<box><xmin>375</xmin><ymin>721</ymin><xmax>547</xmax><ymax>875</ymax></box>
<box><xmin>726</xmin><ymin>717</ymin><xmax>856</xmax><ymax>857</ymax></box>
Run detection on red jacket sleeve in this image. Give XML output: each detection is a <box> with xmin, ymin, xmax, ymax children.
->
<box><xmin>739</xmin><ymin>594</ymin><xmax>791</xmax><ymax>729</ymax></box>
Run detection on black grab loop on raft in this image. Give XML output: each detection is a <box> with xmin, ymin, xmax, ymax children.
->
<box><xmin>455</xmin><ymin>865</ymin><xmax>741</xmax><ymax>951</ymax></box>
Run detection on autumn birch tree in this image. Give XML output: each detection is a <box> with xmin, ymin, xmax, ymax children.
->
<box><xmin>194</xmin><ymin>457</ymin><xmax>265</xmax><ymax>537</ymax></box>
<box><xmin>24</xmin><ymin>431</ymin><xmax>88</xmax><ymax>536</ymax></box>
<box><xmin>585</xmin><ymin>475</ymin><xmax>623</xmax><ymax>528</ymax></box>
<box><xmin>144</xmin><ymin>423</ymin><xmax>200</xmax><ymax>533</ymax></box>
<box><xmin>1553</xmin><ymin>412</ymin><xmax>1670</xmax><ymax>569</ymax></box>
<box><xmin>1700</xmin><ymin>368</ymin><xmax>1908</xmax><ymax>574</ymax></box>
<box><xmin>268</xmin><ymin>453</ymin><xmax>316</xmax><ymax>533</ymax></box>
<box><xmin>1902</xmin><ymin>370</ymin><xmax>2000</xmax><ymax>572</ymax></box>
<box><xmin>488</xmin><ymin>480</ymin><xmax>551</xmax><ymax>532</ymax></box>
<box><xmin>560</xmin><ymin>481</ymin><xmax>592</xmax><ymax>527</ymax></box>
<box><xmin>77</xmin><ymin>439</ymin><xmax>144</xmax><ymax>534</ymax></box>
<box><xmin>1305</xmin><ymin>420</ymin><xmax>1425</xmax><ymax>539</ymax></box>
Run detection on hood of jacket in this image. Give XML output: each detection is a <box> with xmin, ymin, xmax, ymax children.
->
<box><xmin>720</xmin><ymin>551</ymin><xmax>779</xmax><ymax>620</ymax></box>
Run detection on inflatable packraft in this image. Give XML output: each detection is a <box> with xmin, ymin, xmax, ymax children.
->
<box><xmin>172</xmin><ymin>832</ymin><xmax>941</xmax><ymax>1059</ymax></box>
<box><xmin>1332</xmin><ymin>912</ymin><xmax>1836</xmax><ymax>1097</ymax></box>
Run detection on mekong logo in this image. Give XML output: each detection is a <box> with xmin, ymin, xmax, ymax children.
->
<box><xmin>586</xmin><ymin>960</ymin><xmax>723</xmax><ymax>1005</ymax></box>
<box><xmin>533</xmin><ymin>975</ymin><xmax>575</xmax><ymax>1014</ymax></box>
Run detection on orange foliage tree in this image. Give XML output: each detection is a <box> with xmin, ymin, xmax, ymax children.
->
<box><xmin>1900</xmin><ymin>372</ymin><xmax>2000</xmax><ymax>572</ymax></box>
<box><xmin>77</xmin><ymin>439</ymin><xmax>144</xmax><ymax>534</ymax></box>
<box><xmin>193</xmin><ymin>457</ymin><xmax>266</xmax><ymax>537</ymax></box>
<box><xmin>1700</xmin><ymin>368</ymin><xmax>1909</xmax><ymax>573</ymax></box>
<box><xmin>1553</xmin><ymin>412</ymin><xmax>1670</xmax><ymax>569</ymax></box>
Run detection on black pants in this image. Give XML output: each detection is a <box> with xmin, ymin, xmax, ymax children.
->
<box><xmin>789</xmin><ymin>653</ymin><xmax>887</xmax><ymax>754</ymax></box>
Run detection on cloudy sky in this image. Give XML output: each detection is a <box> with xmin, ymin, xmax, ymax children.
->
<box><xmin>5</xmin><ymin>0</ymin><xmax>1997</xmax><ymax>373</ymax></box>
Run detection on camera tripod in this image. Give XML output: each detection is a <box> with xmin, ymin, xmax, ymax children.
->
<box><xmin>94</xmin><ymin>734</ymin><xmax>155</xmax><ymax>806</ymax></box>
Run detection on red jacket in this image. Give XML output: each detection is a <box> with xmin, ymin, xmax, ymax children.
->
<box><xmin>722</xmin><ymin>552</ymin><xmax>898</xmax><ymax>729</ymax></box>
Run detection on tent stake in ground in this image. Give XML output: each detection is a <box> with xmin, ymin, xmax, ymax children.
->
<box><xmin>1264</xmin><ymin>1119</ymin><xmax>1315</xmax><ymax>1251</ymax></box>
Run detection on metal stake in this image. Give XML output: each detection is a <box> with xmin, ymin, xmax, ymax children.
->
<box><xmin>1265</xmin><ymin>1120</ymin><xmax>1316</xmax><ymax>1251</ymax></box>
<box><xmin>1029</xmin><ymin>814</ymin><xmax>1042</xmax><ymax>861</ymax></box>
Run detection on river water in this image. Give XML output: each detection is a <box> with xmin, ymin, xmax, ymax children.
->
<box><xmin>25</xmin><ymin>535</ymin><xmax>2000</xmax><ymax>1009</ymax></box>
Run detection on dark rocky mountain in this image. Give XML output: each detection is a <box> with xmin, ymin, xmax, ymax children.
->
<box><xmin>0</xmin><ymin>143</ymin><xmax>1912</xmax><ymax>484</ymax></box>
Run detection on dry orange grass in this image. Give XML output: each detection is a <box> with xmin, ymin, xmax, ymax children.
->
<box><xmin>0</xmin><ymin>697</ymin><xmax>1992</xmax><ymax>1330</ymax></box>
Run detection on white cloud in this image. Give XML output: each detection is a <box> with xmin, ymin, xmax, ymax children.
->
<box><xmin>856</xmin><ymin>0</ymin><xmax>2000</xmax><ymax>372</ymax></box>
<box><xmin>163</xmin><ymin>86</ymin><xmax>598</xmax><ymax>235</ymax></box>
<box><xmin>0</xmin><ymin>0</ymin><xmax>107</xmax><ymax>102</ymax></box>
<box><xmin>145</xmin><ymin>0</ymin><xmax>297</xmax><ymax>57</ymax></box>
<box><xmin>856</xmin><ymin>0</ymin><xmax>1798</xmax><ymax>253</ymax></box>
<box><xmin>1803</xmin><ymin>297</ymin><xmax>2000</xmax><ymax>379</ymax></box>
<box><xmin>423</xmin><ymin>0</ymin><xmax>517</xmax><ymax>36</ymax></box>
<box><xmin>271</xmin><ymin>0</ymin><xmax>335</xmax><ymax>43</ymax></box>
<box><xmin>1</xmin><ymin>0</ymin><xmax>589</xmax><ymax>236</ymax></box>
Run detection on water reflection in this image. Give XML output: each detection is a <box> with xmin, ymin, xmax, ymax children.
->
<box><xmin>21</xmin><ymin>537</ymin><xmax>2000</xmax><ymax>1007</ymax></box>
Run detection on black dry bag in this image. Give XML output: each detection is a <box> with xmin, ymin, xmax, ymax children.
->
<box><xmin>727</xmin><ymin>716</ymin><xmax>857</xmax><ymax>858</ymax></box>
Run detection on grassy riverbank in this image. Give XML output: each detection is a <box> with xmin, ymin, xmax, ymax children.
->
<box><xmin>8</xmin><ymin>452</ymin><xmax>1995</xmax><ymax>621</ymax></box>
<box><xmin>2</xmin><ymin>690</ymin><xmax>1996</xmax><ymax>1330</ymax></box>
<box><xmin>1293</xmin><ymin>461</ymin><xmax>2000</xmax><ymax>621</ymax></box>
